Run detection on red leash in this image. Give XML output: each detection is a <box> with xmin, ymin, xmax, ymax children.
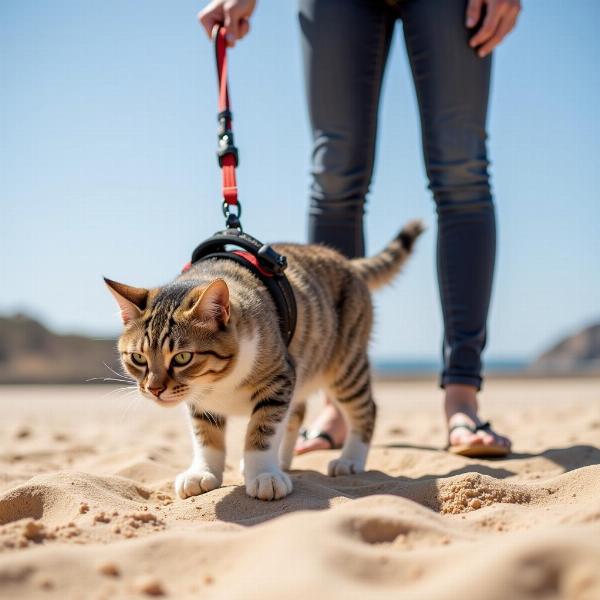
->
<box><xmin>213</xmin><ymin>26</ymin><xmax>241</xmax><ymax>229</ymax></box>
<box><xmin>186</xmin><ymin>32</ymin><xmax>298</xmax><ymax>342</ymax></box>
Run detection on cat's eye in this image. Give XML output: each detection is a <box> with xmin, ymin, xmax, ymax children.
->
<box><xmin>131</xmin><ymin>353</ymin><xmax>147</xmax><ymax>366</ymax></box>
<box><xmin>172</xmin><ymin>352</ymin><xmax>193</xmax><ymax>366</ymax></box>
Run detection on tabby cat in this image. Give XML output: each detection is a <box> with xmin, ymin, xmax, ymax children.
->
<box><xmin>105</xmin><ymin>221</ymin><xmax>423</xmax><ymax>501</ymax></box>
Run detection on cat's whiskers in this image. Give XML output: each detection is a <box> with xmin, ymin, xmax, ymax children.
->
<box><xmin>120</xmin><ymin>390</ymin><xmax>144</xmax><ymax>421</ymax></box>
<box><xmin>102</xmin><ymin>362</ymin><xmax>134</xmax><ymax>382</ymax></box>
<box><xmin>104</xmin><ymin>385</ymin><xmax>138</xmax><ymax>398</ymax></box>
<box><xmin>86</xmin><ymin>377</ymin><xmax>134</xmax><ymax>384</ymax></box>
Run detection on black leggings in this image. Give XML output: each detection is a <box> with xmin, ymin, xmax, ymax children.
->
<box><xmin>299</xmin><ymin>0</ymin><xmax>495</xmax><ymax>390</ymax></box>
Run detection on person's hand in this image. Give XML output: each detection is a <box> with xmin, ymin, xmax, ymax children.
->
<box><xmin>198</xmin><ymin>0</ymin><xmax>257</xmax><ymax>47</ymax></box>
<box><xmin>466</xmin><ymin>0</ymin><xmax>521</xmax><ymax>58</ymax></box>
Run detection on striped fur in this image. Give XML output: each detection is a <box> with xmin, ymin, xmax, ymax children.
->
<box><xmin>351</xmin><ymin>220</ymin><xmax>425</xmax><ymax>290</ymax></box>
<box><xmin>105</xmin><ymin>220</ymin><xmax>423</xmax><ymax>500</ymax></box>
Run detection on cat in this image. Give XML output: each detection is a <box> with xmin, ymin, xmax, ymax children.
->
<box><xmin>105</xmin><ymin>220</ymin><xmax>423</xmax><ymax>501</ymax></box>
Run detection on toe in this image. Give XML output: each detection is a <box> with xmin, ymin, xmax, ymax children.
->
<box><xmin>485</xmin><ymin>433</ymin><xmax>500</xmax><ymax>446</ymax></box>
<box><xmin>480</xmin><ymin>430</ymin><xmax>512</xmax><ymax>449</ymax></box>
<box><xmin>246</xmin><ymin>472</ymin><xmax>292</xmax><ymax>500</ymax></box>
<box><xmin>328</xmin><ymin>458</ymin><xmax>363</xmax><ymax>477</ymax></box>
<box><xmin>182</xmin><ymin>478</ymin><xmax>198</xmax><ymax>497</ymax></box>
<box><xmin>175</xmin><ymin>471</ymin><xmax>220</xmax><ymax>499</ymax></box>
<box><xmin>256</xmin><ymin>475</ymin><xmax>273</xmax><ymax>499</ymax></box>
<box><xmin>476</xmin><ymin>431</ymin><xmax>495</xmax><ymax>446</ymax></box>
<box><xmin>449</xmin><ymin>428</ymin><xmax>478</xmax><ymax>447</ymax></box>
<box><xmin>245</xmin><ymin>477</ymin><xmax>259</xmax><ymax>499</ymax></box>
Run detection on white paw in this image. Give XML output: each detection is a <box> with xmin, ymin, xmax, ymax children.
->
<box><xmin>327</xmin><ymin>458</ymin><xmax>365</xmax><ymax>477</ymax></box>
<box><xmin>175</xmin><ymin>469</ymin><xmax>221</xmax><ymax>499</ymax></box>
<box><xmin>245</xmin><ymin>470</ymin><xmax>293</xmax><ymax>501</ymax></box>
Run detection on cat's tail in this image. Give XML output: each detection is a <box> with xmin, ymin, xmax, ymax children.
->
<box><xmin>350</xmin><ymin>220</ymin><xmax>425</xmax><ymax>291</ymax></box>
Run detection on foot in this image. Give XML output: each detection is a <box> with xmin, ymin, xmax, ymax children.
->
<box><xmin>328</xmin><ymin>457</ymin><xmax>367</xmax><ymax>476</ymax></box>
<box><xmin>294</xmin><ymin>398</ymin><xmax>346</xmax><ymax>455</ymax></box>
<box><xmin>445</xmin><ymin>384</ymin><xmax>511</xmax><ymax>455</ymax></box>
<box><xmin>245</xmin><ymin>469</ymin><xmax>293</xmax><ymax>501</ymax></box>
<box><xmin>327</xmin><ymin>432</ymin><xmax>369</xmax><ymax>476</ymax></box>
<box><xmin>175</xmin><ymin>468</ymin><xmax>222</xmax><ymax>499</ymax></box>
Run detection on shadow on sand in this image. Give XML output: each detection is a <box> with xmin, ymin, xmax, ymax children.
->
<box><xmin>214</xmin><ymin>444</ymin><xmax>600</xmax><ymax>526</ymax></box>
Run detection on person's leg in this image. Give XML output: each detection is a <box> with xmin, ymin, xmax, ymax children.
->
<box><xmin>296</xmin><ymin>0</ymin><xmax>396</xmax><ymax>453</ymax></box>
<box><xmin>399</xmin><ymin>0</ymin><xmax>510</xmax><ymax>453</ymax></box>
<box><xmin>300</xmin><ymin>0</ymin><xmax>396</xmax><ymax>257</ymax></box>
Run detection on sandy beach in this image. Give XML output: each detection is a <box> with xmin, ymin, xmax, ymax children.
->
<box><xmin>0</xmin><ymin>378</ymin><xmax>599</xmax><ymax>599</ymax></box>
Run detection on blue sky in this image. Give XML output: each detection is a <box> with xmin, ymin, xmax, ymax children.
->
<box><xmin>1</xmin><ymin>0</ymin><xmax>599</xmax><ymax>362</ymax></box>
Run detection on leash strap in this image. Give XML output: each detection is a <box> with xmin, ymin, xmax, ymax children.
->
<box><xmin>186</xmin><ymin>31</ymin><xmax>297</xmax><ymax>345</ymax></box>
<box><xmin>213</xmin><ymin>26</ymin><xmax>241</xmax><ymax>228</ymax></box>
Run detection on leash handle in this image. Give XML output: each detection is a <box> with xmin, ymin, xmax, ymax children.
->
<box><xmin>214</xmin><ymin>26</ymin><xmax>230</xmax><ymax>115</ymax></box>
<box><xmin>213</xmin><ymin>25</ymin><xmax>241</xmax><ymax>229</ymax></box>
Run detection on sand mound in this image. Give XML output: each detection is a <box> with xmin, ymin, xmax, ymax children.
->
<box><xmin>0</xmin><ymin>501</ymin><xmax>598</xmax><ymax>599</ymax></box>
<box><xmin>0</xmin><ymin>472</ymin><xmax>151</xmax><ymax>526</ymax></box>
<box><xmin>0</xmin><ymin>380</ymin><xmax>599</xmax><ymax>598</ymax></box>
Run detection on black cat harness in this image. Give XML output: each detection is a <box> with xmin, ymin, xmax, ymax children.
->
<box><xmin>184</xmin><ymin>26</ymin><xmax>297</xmax><ymax>346</ymax></box>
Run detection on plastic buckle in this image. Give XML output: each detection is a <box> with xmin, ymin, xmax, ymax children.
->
<box><xmin>217</xmin><ymin>110</ymin><xmax>239</xmax><ymax>167</ymax></box>
<box><xmin>217</xmin><ymin>110</ymin><xmax>232</xmax><ymax>135</ymax></box>
<box><xmin>217</xmin><ymin>135</ymin><xmax>239</xmax><ymax>167</ymax></box>
<box><xmin>257</xmin><ymin>244</ymin><xmax>287</xmax><ymax>275</ymax></box>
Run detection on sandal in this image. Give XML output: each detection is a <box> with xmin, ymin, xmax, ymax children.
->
<box><xmin>296</xmin><ymin>427</ymin><xmax>342</xmax><ymax>452</ymax></box>
<box><xmin>447</xmin><ymin>420</ymin><xmax>510</xmax><ymax>458</ymax></box>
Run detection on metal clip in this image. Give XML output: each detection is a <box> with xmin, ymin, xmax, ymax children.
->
<box><xmin>222</xmin><ymin>201</ymin><xmax>242</xmax><ymax>230</ymax></box>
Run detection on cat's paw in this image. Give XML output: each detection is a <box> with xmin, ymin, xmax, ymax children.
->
<box><xmin>327</xmin><ymin>458</ymin><xmax>365</xmax><ymax>477</ymax></box>
<box><xmin>175</xmin><ymin>469</ymin><xmax>221</xmax><ymax>499</ymax></box>
<box><xmin>245</xmin><ymin>470</ymin><xmax>292</xmax><ymax>501</ymax></box>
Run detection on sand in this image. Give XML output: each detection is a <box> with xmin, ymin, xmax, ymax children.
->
<box><xmin>0</xmin><ymin>378</ymin><xmax>599</xmax><ymax>599</ymax></box>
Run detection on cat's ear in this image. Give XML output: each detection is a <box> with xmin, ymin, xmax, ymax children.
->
<box><xmin>104</xmin><ymin>277</ymin><xmax>148</xmax><ymax>325</ymax></box>
<box><xmin>188</xmin><ymin>279</ymin><xmax>230</xmax><ymax>325</ymax></box>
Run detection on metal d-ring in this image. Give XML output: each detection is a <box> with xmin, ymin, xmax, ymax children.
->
<box><xmin>222</xmin><ymin>200</ymin><xmax>242</xmax><ymax>230</ymax></box>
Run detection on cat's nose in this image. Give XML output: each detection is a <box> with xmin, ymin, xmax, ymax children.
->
<box><xmin>147</xmin><ymin>385</ymin><xmax>166</xmax><ymax>398</ymax></box>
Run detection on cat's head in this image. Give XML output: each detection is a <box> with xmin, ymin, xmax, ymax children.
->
<box><xmin>104</xmin><ymin>277</ymin><xmax>237</xmax><ymax>406</ymax></box>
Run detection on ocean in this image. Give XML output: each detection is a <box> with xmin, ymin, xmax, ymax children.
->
<box><xmin>372</xmin><ymin>358</ymin><xmax>529</xmax><ymax>376</ymax></box>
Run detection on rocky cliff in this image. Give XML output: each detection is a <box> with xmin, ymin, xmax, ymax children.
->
<box><xmin>530</xmin><ymin>322</ymin><xmax>600</xmax><ymax>374</ymax></box>
<box><xmin>0</xmin><ymin>314</ymin><xmax>121</xmax><ymax>384</ymax></box>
